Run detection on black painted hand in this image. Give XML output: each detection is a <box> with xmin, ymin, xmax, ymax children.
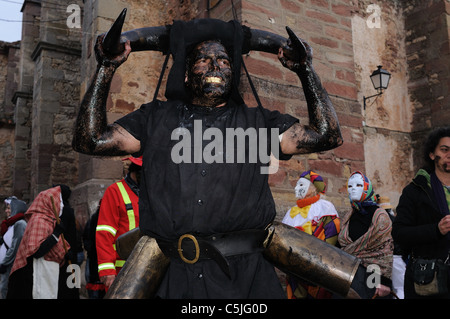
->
<box><xmin>94</xmin><ymin>34</ymin><xmax>131</xmax><ymax>68</ymax></box>
<box><xmin>278</xmin><ymin>27</ymin><xmax>313</xmax><ymax>72</ymax></box>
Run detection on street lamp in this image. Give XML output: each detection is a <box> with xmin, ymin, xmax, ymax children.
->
<box><xmin>363</xmin><ymin>65</ymin><xmax>391</xmax><ymax>110</ymax></box>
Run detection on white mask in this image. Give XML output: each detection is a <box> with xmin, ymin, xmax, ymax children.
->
<box><xmin>60</xmin><ymin>192</ymin><xmax>64</xmax><ymax>217</ymax></box>
<box><xmin>295</xmin><ymin>178</ymin><xmax>311</xmax><ymax>199</ymax></box>
<box><xmin>347</xmin><ymin>173</ymin><xmax>364</xmax><ymax>202</ymax></box>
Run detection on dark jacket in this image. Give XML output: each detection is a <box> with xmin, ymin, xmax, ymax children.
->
<box><xmin>392</xmin><ymin>169</ymin><xmax>450</xmax><ymax>298</ymax></box>
<box><xmin>393</xmin><ymin>169</ymin><xmax>448</xmax><ymax>259</ymax></box>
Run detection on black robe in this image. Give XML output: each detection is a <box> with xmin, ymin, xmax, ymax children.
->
<box><xmin>116</xmin><ymin>99</ymin><xmax>298</xmax><ymax>298</ymax></box>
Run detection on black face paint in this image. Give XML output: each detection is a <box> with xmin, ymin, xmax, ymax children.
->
<box><xmin>186</xmin><ymin>41</ymin><xmax>233</xmax><ymax>107</ymax></box>
<box><xmin>434</xmin><ymin>155</ymin><xmax>450</xmax><ymax>173</ymax></box>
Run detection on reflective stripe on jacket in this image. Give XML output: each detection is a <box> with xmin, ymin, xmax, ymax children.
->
<box><xmin>96</xmin><ymin>179</ymin><xmax>139</xmax><ymax>277</ymax></box>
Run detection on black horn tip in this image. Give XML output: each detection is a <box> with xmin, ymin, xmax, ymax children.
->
<box><xmin>285</xmin><ymin>26</ymin><xmax>298</xmax><ymax>43</ymax></box>
<box><xmin>102</xmin><ymin>8</ymin><xmax>128</xmax><ymax>55</ymax></box>
<box><xmin>114</xmin><ymin>8</ymin><xmax>127</xmax><ymax>26</ymax></box>
<box><xmin>285</xmin><ymin>26</ymin><xmax>307</xmax><ymax>54</ymax></box>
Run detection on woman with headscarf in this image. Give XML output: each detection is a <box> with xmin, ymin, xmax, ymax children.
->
<box><xmin>282</xmin><ymin>170</ymin><xmax>340</xmax><ymax>298</ymax></box>
<box><xmin>338</xmin><ymin>171</ymin><xmax>393</xmax><ymax>299</ymax></box>
<box><xmin>7</xmin><ymin>186</ymin><xmax>70</xmax><ymax>299</ymax></box>
<box><xmin>0</xmin><ymin>197</ymin><xmax>27</xmax><ymax>298</ymax></box>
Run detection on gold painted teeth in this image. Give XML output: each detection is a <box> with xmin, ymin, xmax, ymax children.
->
<box><xmin>205</xmin><ymin>77</ymin><xmax>221</xmax><ymax>83</ymax></box>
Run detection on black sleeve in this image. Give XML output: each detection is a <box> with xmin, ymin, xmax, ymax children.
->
<box><xmin>262</xmin><ymin>108</ymin><xmax>299</xmax><ymax>160</ymax></box>
<box><xmin>62</xmin><ymin>206</ymin><xmax>77</xmax><ymax>252</ymax></box>
<box><xmin>263</xmin><ymin>108</ymin><xmax>299</xmax><ymax>135</ymax></box>
<box><xmin>32</xmin><ymin>224</ymin><xmax>64</xmax><ymax>259</ymax></box>
<box><xmin>114</xmin><ymin>102</ymin><xmax>153</xmax><ymax>157</ymax></box>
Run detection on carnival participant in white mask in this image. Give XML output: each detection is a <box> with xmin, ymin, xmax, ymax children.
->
<box><xmin>282</xmin><ymin>170</ymin><xmax>340</xmax><ymax>299</ymax></box>
<box><xmin>338</xmin><ymin>171</ymin><xmax>393</xmax><ymax>299</ymax></box>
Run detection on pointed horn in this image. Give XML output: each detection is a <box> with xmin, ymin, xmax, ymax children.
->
<box><xmin>285</xmin><ymin>26</ymin><xmax>307</xmax><ymax>60</ymax></box>
<box><xmin>285</xmin><ymin>26</ymin><xmax>306</xmax><ymax>53</ymax></box>
<box><xmin>104</xmin><ymin>15</ymin><xmax>300</xmax><ymax>56</ymax></box>
<box><xmin>102</xmin><ymin>8</ymin><xmax>127</xmax><ymax>56</ymax></box>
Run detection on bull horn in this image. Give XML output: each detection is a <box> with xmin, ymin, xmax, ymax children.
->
<box><xmin>248</xmin><ymin>28</ymin><xmax>288</xmax><ymax>54</ymax></box>
<box><xmin>102</xmin><ymin>10</ymin><xmax>298</xmax><ymax>56</ymax></box>
<box><xmin>102</xmin><ymin>8</ymin><xmax>127</xmax><ymax>56</ymax></box>
<box><xmin>119</xmin><ymin>26</ymin><xmax>170</xmax><ymax>53</ymax></box>
<box><xmin>248</xmin><ymin>27</ymin><xmax>307</xmax><ymax>61</ymax></box>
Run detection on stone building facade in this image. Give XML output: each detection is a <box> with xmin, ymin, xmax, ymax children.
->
<box><xmin>0</xmin><ymin>40</ymin><xmax>20</xmax><ymax>204</ymax></box>
<box><xmin>0</xmin><ymin>0</ymin><xmax>449</xmax><ymax>228</ymax></box>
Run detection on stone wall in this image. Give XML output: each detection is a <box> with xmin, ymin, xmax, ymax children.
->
<box><xmin>0</xmin><ymin>41</ymin><xmax>20</xmax><ymax>206</ymax></box>
<box><xmin>29</xmin><ymin>0</ymin><xmax>81</xmax><ymax>199</ymax></box>
<box><xmin>0</xmin><ymin>120</ymin><xmax>15</xmax><ymax>215</ymax></box>
<box><xmin>1</xmin><ymin>0</ymin><xmax>83</xmax><ymax>217</ymax></box>
<box><xmin>12</xmin><ymin>0</ymin><xmax>41</xmax><ymax>202</ymax></box>
<box><xmin>351</xmin><ymin>0</ymin><xmax>415</xmax><ymax>209</ymax></box>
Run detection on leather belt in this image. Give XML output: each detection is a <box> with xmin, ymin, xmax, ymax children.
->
<box><xmin>157</xmin><ymin>229</ymin><xmax>268</xmax><ymax>278</ymax></box>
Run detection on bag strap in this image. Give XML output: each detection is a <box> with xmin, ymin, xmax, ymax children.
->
<box><xmin>240</xmin><ymin>56</ymin><xmax>272</xmax><ymax>130</ymax></box>
<box><xmin>241</xmin><ymin>56</ymin><xmax>262</xmax><ymax>108</ymax></box>
<box><xmin>153</xmin><ymin>52</ymin><xmax>171</xmax><ymax>102</ymax></box>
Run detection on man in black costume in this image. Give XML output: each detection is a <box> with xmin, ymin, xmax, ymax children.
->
<box><xmin>73</xmin><ymin>18</ymin><xmax>343</xmax><ymax>298</ymax></box>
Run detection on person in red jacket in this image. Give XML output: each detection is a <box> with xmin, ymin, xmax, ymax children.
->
<box><xmin>96</xmin><ymin>156</ymin><xmax>142</xmax><ymax>290</ymax></box>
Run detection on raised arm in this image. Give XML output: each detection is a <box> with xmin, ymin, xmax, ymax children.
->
<box><xmin>278</xmin><ymin>27</ymin><xmax>343</xmax><ymax>155</ymax></box>
<box><xmin>72</xmin><ymin>36</ymin><xmax>139</xmax><ymax>156</ymax></box>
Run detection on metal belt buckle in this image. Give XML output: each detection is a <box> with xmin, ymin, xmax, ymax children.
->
<box><xmin>178</xmin><ymin>234</ymin><xmax>200</xmax><ymax>264</ymax></box>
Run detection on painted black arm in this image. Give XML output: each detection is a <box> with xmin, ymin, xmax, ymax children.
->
<box><xmin>72</xmin><ymin>37</ymin><xmax>139</xmax><ymax>156</ymax></box>
<box><xmin>279</xmin><ymin>27</ymin><xmax>343</xmax><ymax>155</ymax></box>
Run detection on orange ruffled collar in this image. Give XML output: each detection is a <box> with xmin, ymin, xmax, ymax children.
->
<box><xmin>296</xmin><ymin>194</ymin><xmax>321</xmax><ymax>208</ymax></box>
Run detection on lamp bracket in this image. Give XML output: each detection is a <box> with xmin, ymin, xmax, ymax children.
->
<box><xmin>363</xmin><ymin>91</ymin><xmax>383</xmax><ymax>110</ymax></box>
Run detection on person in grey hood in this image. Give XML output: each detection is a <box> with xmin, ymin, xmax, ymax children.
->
<box><xmin>0</xmin><ymin>197</ymin><xmax>28</xmax><ymax>298</ymax></box>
